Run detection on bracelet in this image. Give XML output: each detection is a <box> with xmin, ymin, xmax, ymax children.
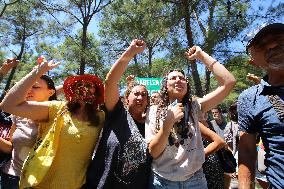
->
<box><xmin>207</xmin><ymin>60</ymin><xmax>218</xmax><ymax>71</ymax></box>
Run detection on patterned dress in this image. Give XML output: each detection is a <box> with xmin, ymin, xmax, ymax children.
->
<box><xmin>84</xmin><ymin>100</ymin><xmax>152</xmax><ymax>189</ymax></box>
<box><xmin>202</xmin><ymin>138</ymin><xmax>224</xmax><ymax>189</ymax></box>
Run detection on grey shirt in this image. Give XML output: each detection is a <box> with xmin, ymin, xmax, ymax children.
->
<box><xmin>2</xmin><ymin>115</ymin><xmax>38</xmax><ymax>176</ymax></box>
<box><xmin>210</xmin><ymin>120</ymin><xmax>227</xmax><ymax>140</ymax></box>
<box><xmin>145</xmin><ymin>99</ymin><xmax>205</xmax><ymax>181</ymax></box>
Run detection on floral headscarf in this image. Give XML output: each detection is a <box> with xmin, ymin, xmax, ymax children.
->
<box><xmin>63</xmin><ymin>74</ymin><xmax>104</xmax><ymax>107</ymax></box>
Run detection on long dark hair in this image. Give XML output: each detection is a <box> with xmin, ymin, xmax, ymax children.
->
<box><xmin>155</xmin><ymin>69</ymin><xmax>194</xmax><ymax>131</ymax></box>
<box><xmin>40</xmin><ymin>75</ymin><xmax>57</xmax><ymax>101</ymax></box>
<box><xmin>67</xmin><ymin>102</ymin><xmax>102</xmax><ymax>127</ymax></box>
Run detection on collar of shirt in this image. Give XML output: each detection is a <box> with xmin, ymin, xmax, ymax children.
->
<box><xmin>259</xmin><ymin>75</ymin><xmax>284</xmax><ymax>95</ymax></box>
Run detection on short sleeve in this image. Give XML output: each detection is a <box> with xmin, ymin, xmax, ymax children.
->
<box><xmin>38</xmin><ymin>101</ymin><xmax>66</xmax><ymax>132</ymax></box>
<box><xmin>145</xmin><ymin>105</ymin><xmax>158</xmax><ymax>143</ymax></box>
<box><xmin>107</xmin><ymin>100</ymin><xmax>124</xmax><ymax>117</ymax></box>
<box><xmin>104</xmin><ymin>100</ymin><xmax>125</xmax><ymax>129</ymax></box>
<box><xmin>48</xmin><ymin>101</ymin><xmax>66</xmax><ymax>120</ymax></box>
<box><xmin>37</xmin><ymin>101</ymin><xmax>67</xmax><ymax>125</ymax></box>
<box><xmin>237</xmin><ymin>89</ymin><xmax>257</xmax><ymax>134</ymax></box>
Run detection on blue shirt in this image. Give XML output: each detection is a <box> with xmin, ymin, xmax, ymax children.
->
<box><xmin>238</xmin><ymin>78</ymin><xmax>284</xmax><ymax>189</ymax></box>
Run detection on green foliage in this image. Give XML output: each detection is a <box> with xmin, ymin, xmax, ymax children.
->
<box><xmin>211</xmin><ymin>0</ymin><xmax>250</xmax><ymax>45</ymax></box>
<box><xmin>151</xmin><ymin>58</ymin><xmax>186</xmax><ymax>77</ymax></box>
<box><xmin>35</xmin><ymin>31</ymin><xmax>105</xmax><ymax>80</ymax></box>
<box><xmin>0</xmin><ymin>0</ymin><xmax>283</xmax><ymax>98</ymax></box>
<box><xmin>60</xmin><ymin>31</ymin><xmax>105</xmax><ymax>76</ymax></box>
<box><xmin>37</xmin><ymin>0</ymin><xmax>112</xmax><ymax>74</ymax></box>
<box><xmin>0</xmin><ymin>0</ymin><xmax>48</xmax><ymax>48</ymax></box>
<box><xmin>99</xmin><ymin>0</ymin><xmax>174</xmax><ymax>75</ymax></box>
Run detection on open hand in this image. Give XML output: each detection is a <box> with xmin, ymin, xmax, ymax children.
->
<box><xmin>33</xmin><ymin>59</ymin><xmax>60</xmax><ymax>73</ymax></box>
<box><xmin>246</xmin><ymin>73</ymin><xmax>261</xmax><ymax>84</ymax></box>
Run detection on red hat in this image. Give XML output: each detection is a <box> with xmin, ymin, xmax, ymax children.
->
<box><xmin>63</xmin><ymin>74</ymin><xmax>104</xmax><ymax>107</ymax></box>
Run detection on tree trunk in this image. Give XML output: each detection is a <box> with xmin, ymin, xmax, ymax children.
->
<box><xmin>79</xmin><ymin>21</ymin><xmax>88</xmax><ymax>75</ymax></box>
<box><xmin>204</xmin><ymin>43</ymin><xmax>213</xmax><ymax>94</ymax></box>
<box><xmin>204</xmin><ymin>0</ymin><xmax>217</xmax><ymax>94</ymax></box>
<box><xmin>148</xmin><ymin>46</ymin><xmax>153</xmax><ymax>77</ymax></box>
<box><xmin>181</xmin><ymin>0</ymin><xmax>203</xmax><ymax>97</ymax></box>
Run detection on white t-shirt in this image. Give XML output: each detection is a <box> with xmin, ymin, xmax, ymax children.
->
<box><xmin>2</xmin><ymin>115</ymin><xmax>38</xmax><ymax>176</ymax></box>
<box><xmin>145</xmin><ymin>99</ymin><xmax>205</xmax><ymax>181</ymax></box>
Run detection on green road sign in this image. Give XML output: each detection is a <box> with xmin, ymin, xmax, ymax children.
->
<box><xmin>135</xmin><ymin>77</ymin><xmax>162</xmax><ymax>95</ymax></box>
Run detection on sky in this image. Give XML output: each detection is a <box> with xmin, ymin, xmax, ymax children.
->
<box><xmin>0</xmin><ymin>0</ymin><xmax>283</xmax><ymax>94</ymax></box>
<box><xmin>1</xmin><ymin>0</ymin><xmax>283</xmax><ymax>77</ymax></box>
<box><xmin>3</xmin><ymin>0</ymin><xmax>283</xmax><ymax>61</ymax></box>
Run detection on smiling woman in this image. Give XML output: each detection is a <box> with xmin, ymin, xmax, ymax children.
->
<box><xmin>85</xmin><ymin>39</ymin><xmax>152</xmax><ymax>189</ymax></box>
<box><xmin>145</xmin><ymin>45</ymin><xmax>236</xmax><ymax>189</ymax></box>
<box><xmin>0</xmin><ymin>74</ymin><xmax>57</xmax><ymax>189</ymax></box>
<box><xmin>0</xmin><ymin>59</ymin><xmax>105</xmax><ymax>189</ymax></box>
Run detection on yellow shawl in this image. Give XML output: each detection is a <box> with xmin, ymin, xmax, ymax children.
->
<box><xmin>20</xmin><ymin>101</ymin><xmax>66</xmax><ymax>188</ymax></box>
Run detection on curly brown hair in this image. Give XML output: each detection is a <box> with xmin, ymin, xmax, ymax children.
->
<box><xmin>155</xmin><ymin>69</ymin><xmax>195</xmax><ymax>131</ymax></box>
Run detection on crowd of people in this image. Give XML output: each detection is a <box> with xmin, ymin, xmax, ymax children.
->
<box><xmin>0</xmin><ymin>22</ymin><xmax>283</xmax><ymax>189</ymax></box>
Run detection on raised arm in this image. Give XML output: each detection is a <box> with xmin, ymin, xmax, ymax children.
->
<box><xmin>0</xmin><ymin>58</ymin><xmax>19</xmax><ymax>82</ymax></box>
<box><xmin>104</xmin><ymin>39</ymin><xmax>146</xmax><ymax>111</ymax></box>
<box><xmin>55</xmin><ymin>85</ymin><xmax>64</xmax><ymax>96</ymax></box>
<box><xmin>0</xmin><ymin>60</ymin><xmax>59</xmax><ymax>121</ymax></box>
<box><xmin>185</xmin><ymin>46</ymin><xmax>236</xmax><ymax>113</ymax></box>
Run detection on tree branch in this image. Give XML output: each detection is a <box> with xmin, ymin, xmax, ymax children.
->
<box><xmin>0</xmin><ymin>0</ymin><xmax>19</xmax><ymax>17</ymax></box>
<box><xmin>39</xmin><ymin>0</ymin><xmax>84</xmax><ymax>25</ymax></box>
<box><xmin>192</xmin><ymin>9</ymin><xmax>206</xmax><ymax>37</ymax></box>
<box><xmin>93</xmin><ymin>0</ymin><xmax>113</xmax><ymax>14</ymax></box>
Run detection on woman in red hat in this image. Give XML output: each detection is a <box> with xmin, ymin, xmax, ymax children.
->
<box><xmin>0</xmin><ymin>59</ymin><xmax>105</xmax><ymax>189</ymax></box>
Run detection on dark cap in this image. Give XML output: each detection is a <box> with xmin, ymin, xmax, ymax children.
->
<box><xmin>245</xmin><ymin>22</ymin><xmax>284</xmax><ymax>50</ymax></box>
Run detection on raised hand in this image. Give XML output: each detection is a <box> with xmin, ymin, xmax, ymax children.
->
<box><xmin>0</xmin><ymin>58</ymin><xmax>19</xmax><ymax>76</ymax></box>
<box><xmin>37</xmin><ymin>55</ymin><xmax>47</xmax><ymax>65</ymax></box>
<box><xmin>246</xmin><ymin>73</ymin><xmax>261</xmax><ymax>84</ymax></box>
<box><xmin>127</xmin><ymin>39</ymin><xmax>146</xmax><ymax>56</ymax></box>
<box><xmin>126</xmin><ymin>74</ymin><xmax>136</xmax><ymax>88</ymax></box>
<box><xmin>126</xmin><ymin>74</ymin><xmax>135</xmax><ymax>83</ymax></box>
<box><xmin>39</xmin><ymin>60</ymin><xmax>60</xmax><ymax>72</ymax></box>
<box><xmin>32</xmin><ymin>58</ymin><xmax>60</xmax><ymax>74</ymax></box>
<box><xmin>184</xmin><ymin>46</ymin><xmax>203</xmax><ymax>61</ymax></box>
